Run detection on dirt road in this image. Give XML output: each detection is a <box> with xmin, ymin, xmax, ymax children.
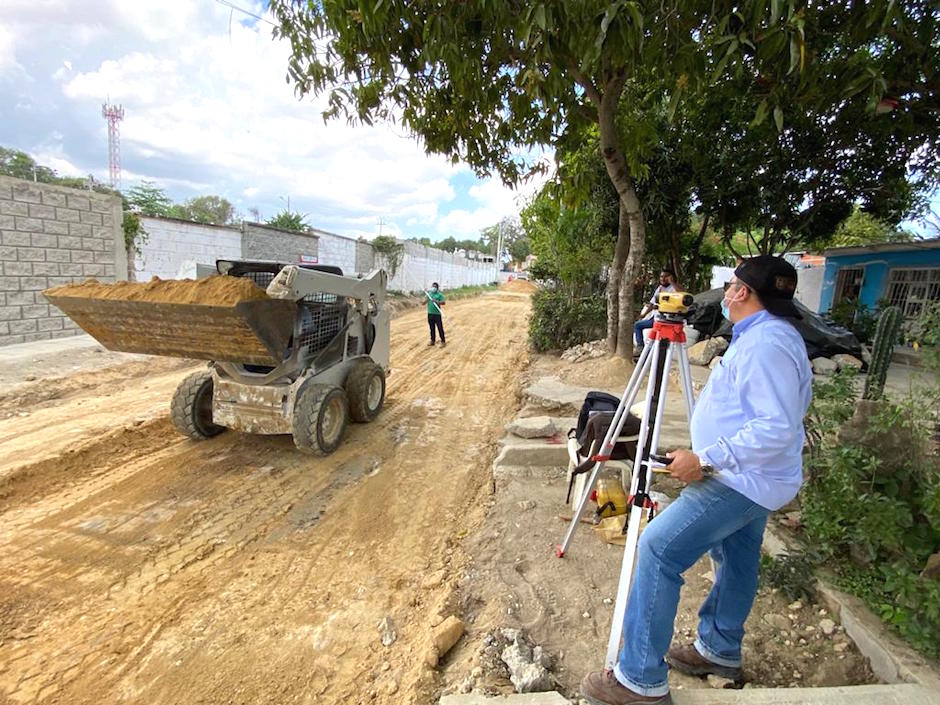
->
<box><xmin>0</xmin><ymin>290</ymin><xmax>531</xmax><ymax>704</ymax></box>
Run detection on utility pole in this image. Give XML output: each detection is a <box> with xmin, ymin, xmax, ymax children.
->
<box><xmin>101</xmin><ymin>103</ymin><xmax>124</xmax><ymax>189</ymax></box>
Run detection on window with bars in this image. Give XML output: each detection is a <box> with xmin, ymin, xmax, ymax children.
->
<box><xmin>884</xmin><ymin>268</ymin><xmax>940</xmax><ymax>319</ymax></box>
<box><xmin>833</xmin><ymin>266</ymin><xmax>864</xmax><ymax>305</ymax></box>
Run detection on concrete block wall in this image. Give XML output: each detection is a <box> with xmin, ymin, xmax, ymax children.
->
<box><xmin>241</xmin><ymin>222</ymin><xmax>319</xmax><ymax>264</ymax></box>
<box><xmin>136</xmin><ymin>216</ymin><xmax>241</xmax><ymax>281</ymax></box>
<box><xmin>313</xmin><ymin>228</ymin><xmax>357</xmax><ymax>273</ymax></box>
<box><xmin>0</xmin><ymin>175</ymin><xmax>125</xmax><ymax>346</ymax></box>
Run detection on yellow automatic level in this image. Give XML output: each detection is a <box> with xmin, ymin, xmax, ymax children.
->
<box><xmin>656</xmin><ymin>291</ymin><xmax>694</xmax><ymax>314</ymax></box>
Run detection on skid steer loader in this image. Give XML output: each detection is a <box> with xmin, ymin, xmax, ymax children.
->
<box><xmin>45</xmin><ymin>260</ymin><xmax>390</xmax><ymax>455</ymax></box>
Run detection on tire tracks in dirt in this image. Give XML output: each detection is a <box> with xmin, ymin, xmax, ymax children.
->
<box><xmin>0</xmin><ymin>290</ymin><xmax>532</xmax><ymax>704</ymax></box>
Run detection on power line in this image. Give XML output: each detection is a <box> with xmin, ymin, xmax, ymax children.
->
<box><xmin>213</xmin><ymin>0</ymin><xmax>277</xmax><ymax>27</ymax></box>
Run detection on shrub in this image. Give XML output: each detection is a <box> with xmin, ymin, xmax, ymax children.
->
<box><xmin>529</xmin><ymin>290</ymin><xmax>606</xmax><ymax>352</ymax></box>
<box><xmin>801</xmin><ymin>369</ymin><xmax>940</xmax><ymax>657</ymax></box>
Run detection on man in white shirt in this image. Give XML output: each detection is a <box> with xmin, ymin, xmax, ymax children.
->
<box><xmin>633</xmin><ymin>269</ymin><xmax>677</xmax><ymax>356</ymax></box>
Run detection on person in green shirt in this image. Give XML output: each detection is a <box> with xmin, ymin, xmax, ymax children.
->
<box><xmin>426</xmin><ymin>282</ymin><xmax>446</xmax><ymax>347</ymax></box>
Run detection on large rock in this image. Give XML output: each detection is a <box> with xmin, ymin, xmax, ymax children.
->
<box><xmin>811</xmin><ymin>357</ymin><xmax>838</xmax><ymax>375</ymax></box>
<box><xmin>687</xmin><ymin>337</ymin><xmax>729</xmax><ymax>366</ymax></box>
<box><xmin>505</xmin><ymin>416</ymin><xmax>556</xmax><ymax>439</ymax></box>
<box><xmin>832</xmin><ymin>354</ymin><xmax>864</xmax><ymax>370</ymax></box>
<box><xmin>921</xmin><ymin>552</ymin><xmax>940</xmax><ymax>580</ymax></box>
<box><xmin>500</xmin><ymin>632</ymin><xmax>553</xmax><ymax>693</ymax></box>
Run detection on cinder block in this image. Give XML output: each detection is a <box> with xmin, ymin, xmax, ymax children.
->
<box><xmin>57</xmin><ymin>235</ymin><xmax>82</xmax><ymax>249</ymax></box>
<box><xmin>2</xmin><ymin>334</ymin><xmax>25</xmax><ymax>345</ymax></box>
<box><xmin>37</xmin><ymin>317</ymin><xmax>64</xmax><ymax>332</ymax></box>
<box><xmin>0</xmin><ymin>184</ymin><xmax>10</xmax><ymax>200</ymax></box>
<box><xmin>0</xmin><ymin>214</ymin><xmax>14</xmax><ymax>229</ymax></box>
<box><xmin>21</xmin><ymin>304</ymin><xmax>49</xmax><ymax>318</ymax></box>
<box><xmin>52</xmin><ymin>328</ymin><xmax>79</xmax><ymax>339</ymax></box>
<box><xmin>66</xmin><ymin>194</ymin><xmax>90</xmax><ymax>211</ymax></box>
<box><xmin>0</xmin><ymin>245</ymin><xmax>15</xmax><ymax>261</ymax></box>
<box><xmin>93</xmin><ymin>250</ymin><xmax>115</xmax><ymax>264</ymax></box>
<box><xmin>7</xmin><ymin>290</ymin><xmax>34</xmax><ymax>305</ymax></box>
<box><xmin>82</xmin><ymin>237</ymin><xmax>105</xmax><ymax>251</ymax></box>
<box><xmin>4</xmin><ymin>261</ymin><xmax>32</xmax><ymax>276</ymax></box>
<box><xmin>82</xmin><ymin>263</ymin><xmax>105</xmax><ymax>276</ymax></box>
<box><xmin>41</xmin><ymin>190</ymin><xmax>68</xmax><ymax>207</ymax></box>
<box><xmin>0</xmin><ymin>277</ymin><xmax>21</xmax><ymax>291</ymax></box>
<box><xmin>89</xmin><ymin>198</ymin><xmax>112</xmax><ymax>214</ymax></box>
<box><xmin>45</xmin><ymin>249</ymin><xmax>70</xmax><ymax>263</ymax></box>
<box><xmin>43</xmin><ymin>219</ymin><xmax>69</xmax><ymax>235</ymax></box>
<box><xmin>92</xmin><ymin>225</ymin><xmax>113</xmax><ymax>239</ymax></box>
<box><xmin>20</xmin><ymin>276</ymin><xmax>48</xmax><ymax>290</ymax></box>
<box><xmin>80</xmin><ymin>210</ymin><xmax>103</xmax><ymax>226</ymax></box>
<box><xmin>103</xmin><ymin>264</ymin><xmax>115</xmax><ymax>278</ymax></box>
<box><xmin>11</xmin><ymin>182</ymin><xmax>42</xmax><ymax>203</ymax></box>
<box><xmin>1</xmin><ymin>231</ymin><xmax>31</xmax><ymax>246</ymax></box>
<box><xmin>9</xmin><ymin>318</ymin><xmax>36</xmax><ymax>334</ymax></box>
<box><xmin>69</xmin><ymin>222</ymin><xmax>92</xmax><ymax>237</ymax></box>
<box><xmin>17</xmin><ymin>247</ymin><xmax>46</xmax><ymax>262</ymax></box>
<box><xmin>23</xmin><ymin>331</ymin><xmax>52</xmax><ymax>342</ymax></box>
<box><xmin>70</xmin><ymin>249</ymin><xmax>94</xmax><ymax>263</ymax></box>
<box><xmin>28</xmin><ymin>203</ymin><xmax>56</xmax><ymax>220</ymax></box>
<box><xmin>0</xmin><ymin>305</ymin><xmax>21</xmax><ymax>320</ymax></box>
<box><xmin>15</xmin><ymin>217</ymin><xmax>43</xmax><ymax>232</ymax></box>
<box><xmin>45</xmin><ymin>276</ymin><xmax>73</xmax><ymax>287</ymax></box>
<box><xmin>59</xmin><ymin>263</ymin><xmax>82</xmax><ymax>276</ymax></box>
<box><xmin>56</xmin><ymin>207</ymin><xmax>81</xmax><ymax>222</ymax></box>
<box><xmin>0</xmin><ymin>201</ymin><xmax>29</xmax><ymax>217</ymax></box>
<box><xmin>30</xmin><ymin>232</ymin><xmax>58</xmax><ymax>248</ymax></box>
<box><xmin>32</xmin><ymin>262</ymin><xmax>61</xmax><ymax>276</ymax></box>
<box><xmin>102</xmin><ymin>213</ymin><xmax>114</xmax><ymax>227</ymax></box>
<box><xmin>0</xmin><ymin>321</ymin><xmax>7</xmax><ymax>336</ymax></box>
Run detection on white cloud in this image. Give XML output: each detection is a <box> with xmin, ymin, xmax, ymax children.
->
<box><xmin>4</xmin><ymin>0</ymin><xmax>544</xmax><ymax>242</ymax></box>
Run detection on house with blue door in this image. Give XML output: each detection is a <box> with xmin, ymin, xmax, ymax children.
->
<box><xmin>818</xmin><ymin>239</ymin><xmax>940</xmax><ymax>320</ymax></box>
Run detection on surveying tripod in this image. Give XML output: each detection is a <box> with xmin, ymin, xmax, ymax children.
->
<box><xmin>557</xmin><ymin>304</ymin><xmax>699</xmax><ymax>669</ymax></box>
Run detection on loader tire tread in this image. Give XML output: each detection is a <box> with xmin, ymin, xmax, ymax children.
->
<box><xmin>345</xmin><ymin>359</ymin><xmax>386</xmax><ymax>423</ymax></box>
<box><xmin>171</xmin><ymin>370</ymin><xmax>225</xmax><ymax>440</ymax></box>
<box><xmin>292</xmin><ymin>383</ymin><xmax>348</xmax><ymax>456</ymax></box>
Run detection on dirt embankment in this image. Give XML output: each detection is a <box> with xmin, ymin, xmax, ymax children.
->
<box><xmin>0</xmin><ymin>290</ymin><xmax>531</xmax><ymax>705</ymax></box>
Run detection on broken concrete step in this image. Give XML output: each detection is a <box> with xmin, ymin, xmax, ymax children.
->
<box><xmin>441</xmin><ymin>684</ymin><xmax>935</xmax><ymax>705</ymax></box>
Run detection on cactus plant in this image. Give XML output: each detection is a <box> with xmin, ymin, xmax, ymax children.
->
<box><xmin>863</xmin><ymin>305</ymin><xmax>902</xmax><ymax>400</ymax></box>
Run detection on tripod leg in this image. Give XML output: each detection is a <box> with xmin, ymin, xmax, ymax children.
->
<box><xmin>605</xmin><ymin>342</ymin><xmax>676</xmax><ymax>668</ymax></box>
<box><xmin>677</xmin><ymin>344</ymin><xmax>697</xmax><ymax>422</ymax></box>
<box><xmin>557</xmin><ymin>342</ymin><xmax>655</xmax><ymax>558</ymax></box>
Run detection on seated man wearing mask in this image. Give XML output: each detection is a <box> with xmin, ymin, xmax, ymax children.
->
<box><xmin>581</xmin><ymin>255</ymin><xmax>812</xmax><ymax>705</ymax></box>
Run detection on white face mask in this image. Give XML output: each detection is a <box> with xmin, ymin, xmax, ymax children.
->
<box><xmin>722</xmin><ymin>284</ymin><xmax>744</xmax><ymax>321</ymax></box>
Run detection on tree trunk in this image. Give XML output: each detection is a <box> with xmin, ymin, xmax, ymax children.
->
<box><xmin>606</xmin><ymin>200</ymin><xmax>630</xmax><ymax>352</ymax></box>
<box><xmin>596</xmin><ymin>93</ymin><xmax>647</xmax><ymax>358</ymax></box>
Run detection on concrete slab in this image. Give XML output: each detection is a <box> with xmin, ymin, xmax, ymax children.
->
<box><xmin>524</xmin><ymin>376</ymin><xmax>597</xmax><ymax>415</ymax></box>
<box><xmin>440</xmin><ymin>693</ymin><xmax>569</xmax><ymax>705</ymax></box>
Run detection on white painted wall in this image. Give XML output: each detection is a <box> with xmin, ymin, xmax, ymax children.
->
<box><xmin>137</xmin><ymin>217</ymin><xmax>241</xmax><ymax>281</ymax></box>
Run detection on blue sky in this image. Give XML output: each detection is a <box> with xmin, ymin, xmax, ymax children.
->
<box><xmin>0</xmin><ymin>0</ymin><xmax>546</xmax><ymax>241</ymax></box>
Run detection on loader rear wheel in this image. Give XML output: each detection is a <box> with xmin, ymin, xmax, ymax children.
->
<box><xmin>345</xmin><ymin>360</ymin><xmax>385</xmax><ymax>423</ymax></box>
<box><xmin>292</xmin><ymin>384</ymin><xmax>348</xmax><ymax>456</ymax></box>
<box><xmin>171</xmin><ymin>370</ymin><xmax>225</xmax><ymax>440</ymax></box>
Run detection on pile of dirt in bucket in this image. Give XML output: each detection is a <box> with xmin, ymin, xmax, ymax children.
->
<box><xmin>44</xmin><ymin>276</ymin><xmax>268</xmax><ymax>306</ymax></box>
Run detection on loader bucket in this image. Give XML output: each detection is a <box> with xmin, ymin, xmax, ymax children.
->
<box><xmin>45</xmin><ymin>288</ymin><xmax>297</xmax><ymax>366</ymax></box>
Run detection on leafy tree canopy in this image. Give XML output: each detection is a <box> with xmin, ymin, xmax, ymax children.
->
<box><xmin>170</xmin><ymin>195</ymin><xmax>237</xmax><ymax>225</ymax></box>
<box><xmin>266</xmin><ymin>209</ymin><xmax>311</xmax><ymax>232</ymax></box>
<box><xmin>125</xmin><ymin>181</ymin><xmax>174</xmax><ymax>217</ymax></box>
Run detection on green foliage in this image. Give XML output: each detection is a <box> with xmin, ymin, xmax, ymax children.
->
<box><xmin>907</xmin><ymin>302</ymin><xmax>940</xmax><ymax>349</ymax></box>
<box><xmin>827</xmin><ymin>299</ymin><xmax>879</xmax><ymax>343</ymax></box>
<box><xmin>371</xmin><ymin>235</ymin><xmax>405</xmax><ymax>278</ymax></box>
<box><xmin>266</xmin><ymin>210</ymin><xmax>311</xmax><ymax>233</ymax></box>
<box><xmin>759</xmin><ymin>552</ymin><xmax>818</xmax><ymax>602</ymax></box>
<box><xmin>801</xmin><ymin>367</ymin><xmax>940</xmax><ymax>657</ymax></box>
<box><xmin>830</xmin><ymin>207</ymin><xmax>915</xmax><ymax>248</ymax></box>
<box><xmin>125</xmin><ymin>181</ymin><xmax>173</xmax><ymax>217</ymax></box>
<box><xmin>864</xmin><ymin>306</ymin><xmax>903</xmax><ymax>400</ymax></box>
<box><xmin>529</xmin><ymin>290</ymin><xmax>606</xmax><ymax>353</ymax></box>
<box><xmin>171</xmin><ymin>195</ymin><xmax>236</xmax><ymax>225</ymax></box>
<box><xmin>0</xmin><ymin>146</ymin><xmax>57</xmax><ymax>182</ymax></box>
<box><xmin>122</xmin><ymin>211</ymin><xmax>148</xmax><ymax>255</ymax></box>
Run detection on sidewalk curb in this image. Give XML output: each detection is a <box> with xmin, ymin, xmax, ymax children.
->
<box><xmin>762</xmin><ymin>526</ymin><xmax>940</xmax><ymax>689</ymax></box>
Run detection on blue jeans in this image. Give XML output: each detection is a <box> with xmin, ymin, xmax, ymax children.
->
<box><xmin>634</xmin><ymin>318</ymin><xmax>654</xmax><ymax>348</ymax></box>
<box><xmin>614</xmin><ymin>479</ymin><xmax>770</xmax><ymax>696</ymax></box>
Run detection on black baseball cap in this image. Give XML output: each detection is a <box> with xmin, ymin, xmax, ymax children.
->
<box><xmin>734</xmin><ymin>255</ymin><xmax>802</xmax><ymax>319</ymax></box>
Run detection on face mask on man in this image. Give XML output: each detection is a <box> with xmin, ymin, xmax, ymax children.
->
<box><xmin>721</xmin><ymin>284</ymin><xmax>744</xmax><ymax>321</ymax></box>
<box><xmin>432</xmin><ymin>286</ymin><xmax>439</xmax><ymax>292</ymax></box>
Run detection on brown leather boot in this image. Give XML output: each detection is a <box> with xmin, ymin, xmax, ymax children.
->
<box><xmin>580</xmin><ymin>670</ymin><xmax>671</xmax><ymax>705</ymax></box>
<box><xmin>665</xmin><ymin>643</ymin><xmax>742</xmax><ymax>680</ymax></box>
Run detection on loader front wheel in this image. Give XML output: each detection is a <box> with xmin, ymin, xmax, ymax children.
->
<box><xmin>292</xmin><ymin>384</ymin><xmax>348</xmax><ymax>456</ymax></box>
<box><xmin>171</xmin><ymin>370</ymin><xmax>225</xmax><ymax>440</ymax></box>
<box><xmin>345</xmin><ymin>360</ymin><xmax>386</xmax><ymax>423</ymax></box>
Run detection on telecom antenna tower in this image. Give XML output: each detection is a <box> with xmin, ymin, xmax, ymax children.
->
<box><xmin>101</xmin><ymin>103</ymin><xmax>125</xmax><ymax>189</ymax></box>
